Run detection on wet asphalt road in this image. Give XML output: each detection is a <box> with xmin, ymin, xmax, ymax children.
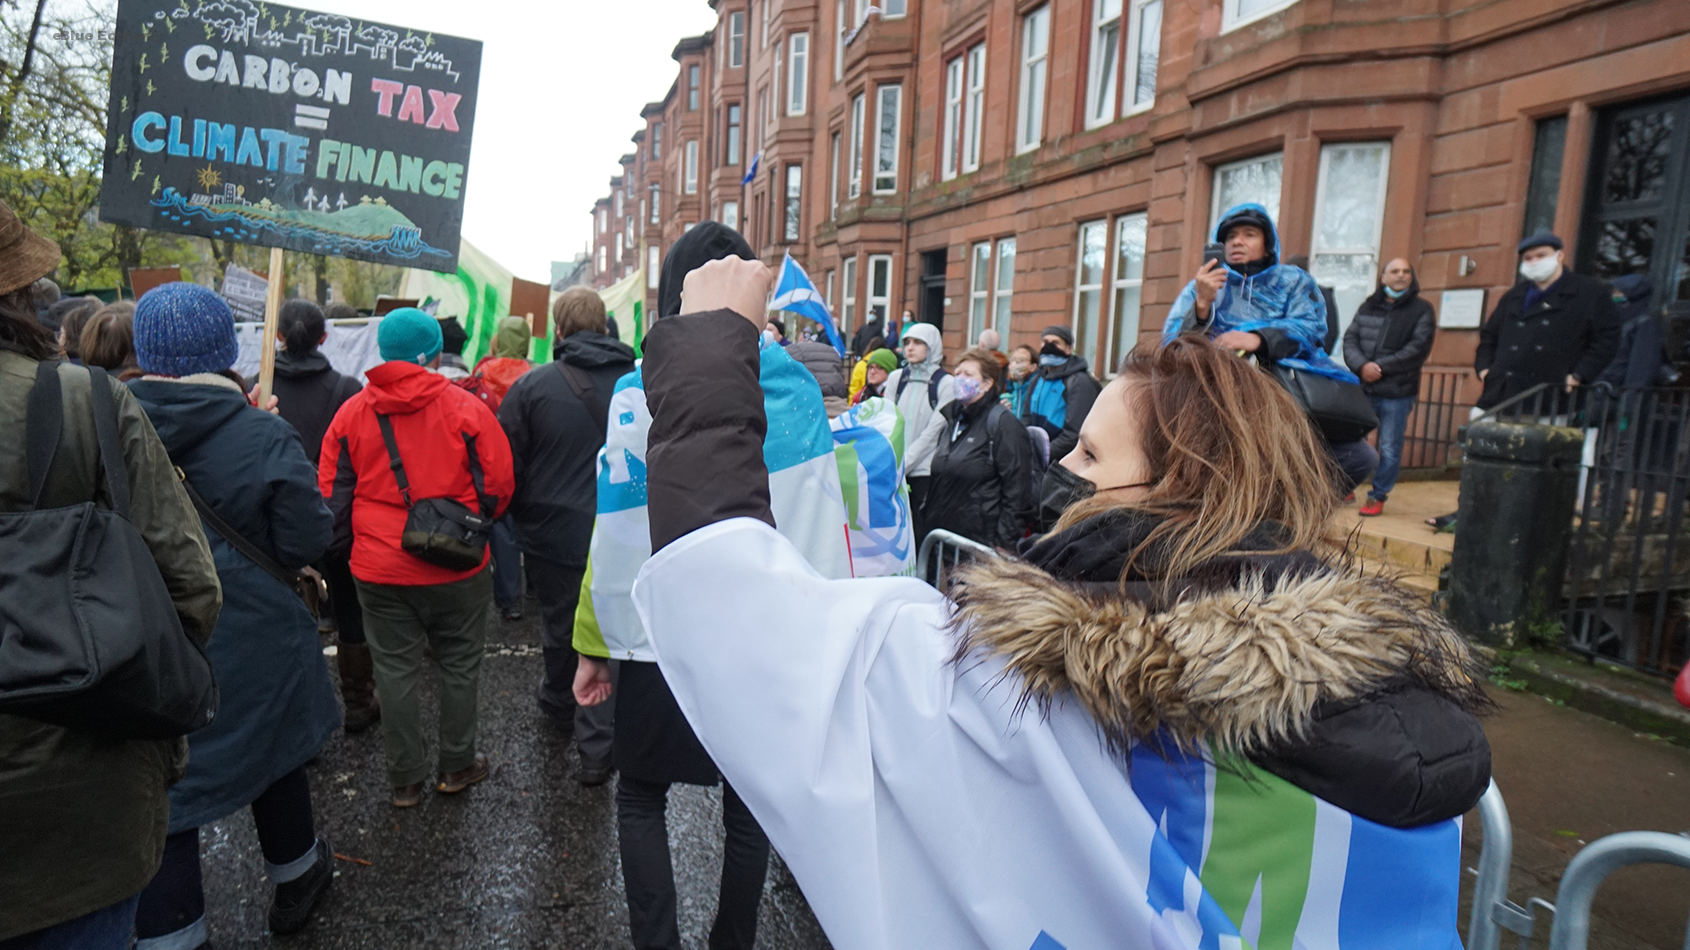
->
<box><xmin>196</xmin><ymin>607</ymin><xmax>832</xmax><ymax>950</ymax></box>
<box><xmin>194</xmin><ymin>606</ymin><xmax>1690</xmax><ymax>948</ymax></box>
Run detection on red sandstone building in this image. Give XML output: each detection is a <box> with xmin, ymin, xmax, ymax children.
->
<box><xmin>590</xmin><ymin>0</ymin><xmax>1690</xmax><ymax>437</ymax></box>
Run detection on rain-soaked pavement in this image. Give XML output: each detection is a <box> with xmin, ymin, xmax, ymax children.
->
<box><xmin>193</xmin><ymin>595</ymin><xmax>1690</xmax><ymax>949</ymax></box>
<box><xmin>195</xmin><ymin>605</ymin><xmax>832</xmax><ymax>949</ymax></box>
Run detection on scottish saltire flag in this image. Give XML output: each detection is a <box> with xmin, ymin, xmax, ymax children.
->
<box><xmin>574</xmin><ymin>341</ymin><xmax>853</xmax><ymax>661</ymax></box>
<box><xmin>829</xmin><ymin>396</ymin><xmax>914</xmax><ymax>577</ymax></box>
<box><xmin>771</xmin><ymin>252</ymin><xmax>848</xmax><ymax>356</ymax></box>
<box><xmin>635</xmin><ymin>519</ymin><xmax>1468</xmax><ymax>950</ymax></box>
<box><xmin>742</xmin><ymin>152</ymin><xmax>761</xmax><ymax>186</ymax></box>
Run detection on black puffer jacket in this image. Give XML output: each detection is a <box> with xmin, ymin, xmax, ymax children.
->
<box><xmin>786</xmin><ymin>341</ymin><xmax>847</xmax><ymax>398</ymax></box>
<box><xmin>923</xmin><ymin>395</ymin><xmax>1034</xmax><ymax>549</ymax></box>
<box><xmin>272</xmin><ymin>349</ymin><xmax>361</xmax><ymax>465</ymax></box>
<box><xmin>497</xmin><ymin>331</ymin><xmax>636</xmax><ymax>566</ymax></box>
<box><xmin>1341</xmin><ymin>279</ymin><xmax>1437</xmax><ymax>400</ymax></box>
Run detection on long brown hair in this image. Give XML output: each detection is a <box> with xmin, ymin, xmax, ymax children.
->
<box><xmin>1053</xmin><ymin>335</ymin><xmax>1337</xmax><ymax>580</ymax></box>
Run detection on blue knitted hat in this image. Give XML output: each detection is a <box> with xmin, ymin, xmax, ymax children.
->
<box><xmin>133</xmin><ymin>282</ymin><xmax>239</xmax><ymax>377</ymax></box>
<box><xmin>378</xmin><ymin>307</ymin><xmax>443</xmax><ymax>365</ymax></box>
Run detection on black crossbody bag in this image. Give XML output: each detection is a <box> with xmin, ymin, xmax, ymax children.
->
<box><xmin>0</xmin><ymin>362</ymin><xmax>219</xmax><ymax>738</ymax></box>
<box><xmin>1181</xmin><ymin>309</ymin><xmax>1377</xmax><ymax>443</ymax></box>
<box><xmin>376</xmin><ymin>413</ymin><xmax>495</xmax><ymax>571</ymax></box>
<box><xmin>179</xmin><ymin>477</ymin><xmax>327</xmax><ymax>618</ymax></box>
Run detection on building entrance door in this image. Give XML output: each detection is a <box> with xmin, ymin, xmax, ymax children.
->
<box><xmin>920</xmin><ymin>249</ymin><xmax>947</xmax><ymax>332</ymax></box>
<box><xmin>1579</xmin><ymin>93</ymin><xmax>1690</xmax><ymax>333</ymax></box>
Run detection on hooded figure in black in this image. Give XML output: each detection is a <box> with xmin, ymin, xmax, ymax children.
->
<box><xmin>574</xmin><ymin>220</ymin><xmax>773</xmax><ymax>950</ymax></box>
<box><xmin>1594</xmin><ymin>274</ymin><xmax>1668</xmax><ymax>390</ymax></box>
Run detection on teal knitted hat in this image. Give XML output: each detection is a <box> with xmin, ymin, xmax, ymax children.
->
<box><xmin>378</xmin><ymin>307</ymin><xmax>443</xmax><ymax>365</ymax></box>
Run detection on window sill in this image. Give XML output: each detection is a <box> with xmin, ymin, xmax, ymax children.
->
<box><xmin>1220</xmin><ymin>0</ymin><xmax>1299</xmax><ymax>34</ymax></box>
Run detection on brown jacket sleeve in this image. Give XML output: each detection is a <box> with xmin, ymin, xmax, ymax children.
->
<box><xmin>643</xmin><ymin>309</ymin><xmax>775</xmax><ymax>554</ymax></box>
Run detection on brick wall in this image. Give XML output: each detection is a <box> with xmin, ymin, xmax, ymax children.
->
<box><xmin>584</xmin><ymin>0</ymin><xmax>1690</xmax><ymax>384</ymax></box>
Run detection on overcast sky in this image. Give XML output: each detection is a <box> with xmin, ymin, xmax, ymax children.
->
<box><xmin>313</xmin><ymin>0</ymin><xmax>719</xmax><ymax>280</ymax></box>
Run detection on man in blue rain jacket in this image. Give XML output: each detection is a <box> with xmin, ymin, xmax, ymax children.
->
<box><xmin>1163</xmin><ymin>202</ymin><xmax>1378</xmax><ymax>494</ymax></box>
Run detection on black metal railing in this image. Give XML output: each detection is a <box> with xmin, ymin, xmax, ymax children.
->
<box><xmin>1399</xmin><ymin>367</ymin><xmax>1474</xmax><ymax>471</ymax></box>
<box><xmin>1478</xmin><ymin>383</ymin><xmax>1690</xmax><ymax>676</ymax></box>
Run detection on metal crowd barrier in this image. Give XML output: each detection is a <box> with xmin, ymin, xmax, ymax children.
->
<box><xmin>1468</xmin><ymin>780</ymin><xmax>1690</xmax><ymax>949</ymax></box>
<box><xmin>915</xmin><ymin>529</ymin><xmax>1000</xmax><ymax>592</ymax></box>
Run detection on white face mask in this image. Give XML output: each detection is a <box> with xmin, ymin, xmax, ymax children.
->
<box><xmin>1519</xmin><ymin>255</ymin><xmax>1559</xmax><ymax>284</ymax></box>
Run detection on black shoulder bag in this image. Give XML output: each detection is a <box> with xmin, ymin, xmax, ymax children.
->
<box><xmin>1181</xmin><ymin>301</ymin><xmax>1377</xmax><ymax>443</ymax></box>
<box><xmin>0</xmin><ymin>362</ymin><xmax>219</xmax><ymax>739</ymax></box>
<box><xmin>376</xmin><ymin>413</ymin><xmax>494</xmax><ymax>571</ymax></box>
<box><xmin>554</xmin><ymin>360</ymin><xmax>608</xmax><ymax>438</ymax></box>
<box><xmin>179</xmin><ymin>477</ymin><xmax>327</xmax><ymax>619</ymax></box>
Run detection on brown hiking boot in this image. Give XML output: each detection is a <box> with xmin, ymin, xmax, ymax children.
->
<box><xmin>391</xmin><ymin>782</ymin><xmax>424</xmax><ymax>808</ymax></box>
<box><xmin>336</xmin><ymin>643</ymin><xmax>381</xmax><ymax>734</ymax></box>
<box><xmin>437</xmin><ymin>753</ymin><xmax>490</xmax><ymax>794</ymax></box>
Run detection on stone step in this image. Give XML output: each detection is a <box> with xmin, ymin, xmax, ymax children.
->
<box><xmin>1355</xmin><ymin>556</ymin><xmax>1440</xmax><ymax>602</ymax></box>
<box><xmin>1343</xmin><ymin>519</ymin><xmax>1452</xmax><ymax>577</ymax></box>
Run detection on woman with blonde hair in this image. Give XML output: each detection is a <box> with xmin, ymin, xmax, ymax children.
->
<box><xmin>623</xmin><ymin>257</ymin><xmax>1491</xmax><ymax>950</ymax></box>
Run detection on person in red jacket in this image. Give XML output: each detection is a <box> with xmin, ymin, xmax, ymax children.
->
<box><xmin>318</xmin><ymin>308</ymin><xmax>515</xmax><ymax>808</ymax></box>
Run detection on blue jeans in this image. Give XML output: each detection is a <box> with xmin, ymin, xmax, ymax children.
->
<box><xmin>1368</xmin><ymin>396</ymin><xmax>1416</xmax><ymax>501</ymax></box>
<box><xmin>0</xmin><ymin>894</ymin><xmax>140</xmax><ymax>950</ymax></box>
<box><xmin>1329</xmin><ymin>439</ymin><xmax>1379</xmax><ymax>498</ymax></box>
<box><xmin>491</xmin><ymin>515</ymin><xmax>521</xmax><ymax>612</ymax></box>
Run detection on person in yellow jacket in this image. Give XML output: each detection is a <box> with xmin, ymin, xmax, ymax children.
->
<box><xmin>848</xmin><ymin>347</ymin><xmax>897</xmax><ymax>403</ymax></box>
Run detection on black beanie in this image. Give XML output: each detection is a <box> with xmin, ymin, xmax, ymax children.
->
<box><xmin>657</xmin><ymin>221</ymin><xmax>757</xmax><ymax>321</ymax></box>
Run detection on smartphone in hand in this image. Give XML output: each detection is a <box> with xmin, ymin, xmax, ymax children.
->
<box><xmin>1202</xmin><ymin>243</ymin><xmax>1225</xmax><ymax>270</ymax></box>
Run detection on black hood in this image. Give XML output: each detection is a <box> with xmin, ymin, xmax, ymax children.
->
<box><xmin>557</xmin><ymin>329</ymin><xmax>637</xmax><ymax>368</ymax></box>
<box><xmin>1610</xmin><ymin>273</ymin><xmax>1654</xmax><ymax>322</ymax></box>
<box><xmin>128</xmin><ymin>379</ymin><xmax>250</xmax><ymax>458</ymax></box>
<box><xmin>657</xmin><ymin>221</ymin><xmax>757</xmax><ymax>321</ymax></box>
<box><xmin>273</xmin><ymin>349</ymin><xmax>333</xmax><ymax>379</ymax></box>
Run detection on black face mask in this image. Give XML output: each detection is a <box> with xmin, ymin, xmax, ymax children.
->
<box><xmin>1040</xmin><ymin>340</ymin><xmax>1067</xmax><ymax>358</ymax></box>
<box><xmin>1038</xmin><ymin>463</ymin><xmax>1151</xmax><ymax>530</ymax></box>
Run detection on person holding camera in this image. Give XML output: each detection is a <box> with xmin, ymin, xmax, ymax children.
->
<box><xmin>317</xmin><ymin>308</ymin><xmax>514</xmax><ymax>809</ymax></box>
<box><xmin>1163</xmin><ymin>203</ymin><xmax>1378</xmax><ymax>495</ymax></box>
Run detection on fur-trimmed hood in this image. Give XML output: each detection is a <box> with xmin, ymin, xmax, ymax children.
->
<box><xmin>950</xmin><ymin>554</ymin><xmax>1493</xmax><ymax>827</ymax></box>
<box><xmin>952</xmin><ymin>557</ymin><xmax>1484</xmax><ymax>757</ymax></box>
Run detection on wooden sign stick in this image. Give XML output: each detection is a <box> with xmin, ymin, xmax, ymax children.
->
<box><xmin>257</xmin><ymin>246</ymin><xmax>284</xmax><ymax>407</ymax></box>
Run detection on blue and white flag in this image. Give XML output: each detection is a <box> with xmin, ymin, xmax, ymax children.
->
<box><xmin>829</xmin><ymin>396</ymin><xmax>914</xmax><ymax>577</ymax></box>
<box><xmin>771</xmin><ymin>252</ymin><xmax>847</xmax><ymax>356</ymax></box>
<box><xmin>742</xmin><ymin>152</ymin><xmax>762</xmax><ymax>186</ymax></box>
<box><xmin>575</xmin><ymin>342</ymin><xmax>853</xmax><ymax>662</ymax></box>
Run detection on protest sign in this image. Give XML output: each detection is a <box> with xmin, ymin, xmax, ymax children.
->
<box><xmin>220</xmin><ymin>263</ymin><xmax>268</xmax><ymax>321</ymax></box>
<box><xmin>98</xmin><ymin>0</ymin><xmax>481</xmax><ymax>273</ymax></box>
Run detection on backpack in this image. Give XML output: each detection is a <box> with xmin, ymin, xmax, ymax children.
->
<box><xmin>457</xmin><ymin>357</ymin><xmax>531</xmax><ymax>414</ymax></box>
<box><xmin>980</xmin><ymin>403</ymin><xmax>1051</xmax><ymax>503</ymax></box>
<box><xmin>894</xmin><ymin>367</ymin><xmax>950</xmax><ymax>409</ymax></box>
